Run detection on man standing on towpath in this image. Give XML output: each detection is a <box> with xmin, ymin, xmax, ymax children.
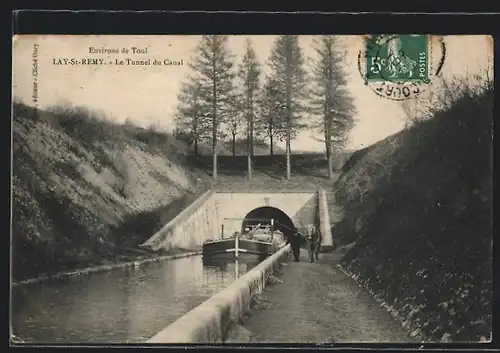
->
<box><xmin>286</xmin><ymin>228</ymin><xmax>302</xmax><ymax>262</ymax></box>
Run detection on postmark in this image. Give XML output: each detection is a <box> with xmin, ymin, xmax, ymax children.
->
<box><xmin>358</xmin><ymin>35</ymin><xmax>446</xmax><ymax>101</ymax></box>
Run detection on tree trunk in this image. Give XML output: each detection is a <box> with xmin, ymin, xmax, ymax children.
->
<box><xmin>232</xmin><ymin>131</ymin><xmax>236</xmax><ymax>156</ymax></box>
<box><xmin>247</xmin><ymin>108</ymin><xmax>252</xmax><ymax>180</ymax></box>
<box><xmin>326</xmin><ymin>45</ymin><xmax>334</xmax><ymax>180</ymax></box>
<box><xmin>193</xmin><ymin>114</ymin><xmax>198</xmax><ymax>156</ymax></box>
<box><xmin>327</xmin><ymin>142</ymin><xmax>334</xmax><ymax>180</ymax></box>
<box><xmin>285</xmin><ymin>100</ymin><xmax>292</xmax><ymax>180</ymax></box>
<box><xmin>212</xmin><ymin>123</ymin><xmax>217</xmax><ymax>180</ymax></box>
<box><xmin>285</xmin><ymin>50</ymin><xmax>292</xmax><ymax>181</ymax></box>
<box><xmin>250</xmin><ymin>101</ymin><xmax>254</xmax><ymax>157</ymax></box>
<box><xmin>324</xmin><ymin>117</ymin><xmax>330</xmax><ymax>161</ymax></box>
<box><xmin>212</xmin><ymin>98</ymin><xmax>217</xmax><ymax>181</ymax></box>
<box><xmin>326</xmin><ymin>121</ymin><xmax>333</xmax><ymax>180</ymax></box>
<box><xmin>212</xmin><ymin>51</ymin><xmax>217</xmax><ymax>182</ymax></box>
<box><xmin>269</xmin><ymin>121</ymin><xmax>274</xmax><ymax>156</ymax></box>
<box><xmin>247</xmin><ymin>153</ymin><xmax>252</xmax><ymax>180</ymax></box>
<box><xmin>286</xmin><ymin>129</ymin><xmax>291</xmax><ymax>180</ymax></box>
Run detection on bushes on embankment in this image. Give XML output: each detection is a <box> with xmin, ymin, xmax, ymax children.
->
<box><xmin>335</xmin><ymin>78</ymin><xmax>493</xmax><ymax>342</ymax></box>
<box><xmin>11</xmin><ymin>101</ymin><xmax>210</xmax><ymax>281</ymax></box>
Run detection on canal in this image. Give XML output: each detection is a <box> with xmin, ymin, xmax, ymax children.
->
<box><xmin>11</xmin><ymin>254</ymin><xmax>264</xmax><ymax>344</ymax></box>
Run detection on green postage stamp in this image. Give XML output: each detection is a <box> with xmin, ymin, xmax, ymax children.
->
<box><xmin>366</xmin><ymin>35</ymin><xmax>429</xmax><ymax>83</ymax></box>
<box><xmin>360</xmin><ymin>34</ymin><xmax>443</xmax><ymax>100</ymax></box>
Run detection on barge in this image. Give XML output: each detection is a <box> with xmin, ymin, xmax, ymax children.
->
<box><xmin>202</xmin><ymin>219</ymin><xmax>286</xmax><ymax>259</ymax></box>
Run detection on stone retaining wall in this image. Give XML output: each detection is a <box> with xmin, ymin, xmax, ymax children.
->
<box><xmin>146</xmin><ymin>244</ymin><xmax>292</xmax><ymax>344</ymax></box>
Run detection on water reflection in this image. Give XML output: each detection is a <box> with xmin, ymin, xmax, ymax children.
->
<box><xmin>11</xmin><ymin>255</ymin><xmax>263</xmax><ymax>344</ymax></box>
<box><xmin>202</xmin><ymin>254</ymin><xmax>267</xmax><ymax>282</ymax></box>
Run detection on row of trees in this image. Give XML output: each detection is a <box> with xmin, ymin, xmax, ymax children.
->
<box><xmin>174</xmin><ymin>35</ymin><xmax>356</xmax><ymax>180</ymax></box>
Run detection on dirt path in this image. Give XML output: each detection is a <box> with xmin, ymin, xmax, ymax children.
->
<box><xmin>240</xmin><ymin>250</ymin><xmax>415</xmax><ymax>344</ymax></box>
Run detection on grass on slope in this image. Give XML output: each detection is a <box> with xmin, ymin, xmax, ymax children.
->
<box><xmin>189</xmin><ymin>153</ymin><xmax>351</xmax><ymax>187</ymax></box>
<box><xmin>11</xmin><ymin>102</ymin><xmax>210</xmax><ymax>281</ymax></box>
<box><xmin>190</xmin><ymin>152</ymin><xmax>351</xmax><ymax>234</ymax></box>
<box><xmin>335</xmin><ymin>78</ymin><xmax>493</xmax><ymax>342</ymax></box>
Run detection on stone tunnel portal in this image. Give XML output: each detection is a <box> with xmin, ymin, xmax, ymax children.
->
<box><xmin>241</xmin><ymin>206</ymin><xmax>296</xmax><ymax>240</ymax></box>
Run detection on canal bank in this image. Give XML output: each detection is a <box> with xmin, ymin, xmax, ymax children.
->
<box><xmin>12</xmin><ymin>253</ymin><xmax>266</xmax><ymax>344</ymax></box>
<box><xmin>11</xmin><ymin>248</ymin><xmax>201</xmax><ymax>288</ymax></box>
<box><xmin>12</xmin><ymin>187</ymin><xmax>216</xmax><ymax>288</ymax></box>
<box><xmin>236</xmin><ymin>249</ymin><xmax>415</xmax><ymax>344</ymax></box>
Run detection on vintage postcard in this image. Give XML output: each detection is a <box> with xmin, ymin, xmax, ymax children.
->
<box><xmin>11</xmin><ymin>34</ymin><xmax>493</xmax><ymax>346</ymax></box>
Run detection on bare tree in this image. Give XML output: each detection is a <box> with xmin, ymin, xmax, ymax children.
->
<box><xmin>267</xmin><ymin>35</ymin><xmax>309</xmax><ymax>180</ymax></box>
<box><xmin>309</xmin><ymin>36</ymin><xmax>356</xmax><ymax>179</ymax></box>
<box><xmin>189</xmin><ymin>35</ymin><xmax>235</xmax><ymax>180</ymax></box>
<box><xmin>224</xmin><ymin>94</ymin><xmax>245</xmax><ymax>156</ymax></box>
<box><xmin>237</xmin><ymin>38</ymin><xmax>261</xmax><ymax>179</ymax></box>
<box><xmin>174</xmin><ymin>80</ymin><xmax>210</xmax><ymax>156</ymax></box>
<box><xmin>255</xmin><ymin>76</ymin><xmax>286</xmax><ymax>156</ymax></box>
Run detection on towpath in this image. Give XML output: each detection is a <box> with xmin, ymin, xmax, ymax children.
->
<box><xmin>239</xmin><ymin>249</ymin><xmax>415</xmax><ymax>344</ymax></box>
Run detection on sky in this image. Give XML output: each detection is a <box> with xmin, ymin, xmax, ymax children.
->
<box><xmin>12</xmin><ymin>34</ymin><xmax>493</xmax><ymax>151</ymax></box>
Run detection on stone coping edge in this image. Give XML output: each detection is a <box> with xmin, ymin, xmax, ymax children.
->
<box><xmin>146</xmin><ymin>244</ymin><xmax>292</xmax><ymax>344</ymax></box>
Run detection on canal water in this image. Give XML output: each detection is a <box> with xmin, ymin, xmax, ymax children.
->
<box><xmin>11</xmin><ymin>254</ymin><xmax>264</xmax><ymax>344</ymax></box>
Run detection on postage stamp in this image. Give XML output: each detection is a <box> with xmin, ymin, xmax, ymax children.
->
<box><xmin>359</xmin><ymin>34</ymin><xmax>445</xmax><ymax>101</ymax></box>
<box><xmin>11</xmin><ymin>27</ymin><xmax>493</xmax><ymax>347</ymax></box>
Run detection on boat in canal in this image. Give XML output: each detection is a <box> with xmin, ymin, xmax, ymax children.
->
<box><xmin>202</xmin><ymin>220</ymin><xmax>286</xmax><ymax>259</ymax></box>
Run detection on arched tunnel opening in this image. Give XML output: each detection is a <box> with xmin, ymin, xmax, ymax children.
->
<box><xmin>241</xmin><ymin>206</ymin><xmax>296</xmax><ymax>240</ymax></box>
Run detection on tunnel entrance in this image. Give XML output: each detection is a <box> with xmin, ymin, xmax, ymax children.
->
<box><xmin>241</xmin><ymin>206</ymin><xmax>296</xmax><ymax>239</ymax></box>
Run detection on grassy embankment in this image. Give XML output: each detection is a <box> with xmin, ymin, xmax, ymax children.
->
<box><xmin>335</xmin><ymin>79</ymin><xmax>493</xmax><ymax>342</ymax></box>
<box><xmin>12</xmin><ymin>102</ymin><xmax>212</xmax><ymax>281</ymax></box>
